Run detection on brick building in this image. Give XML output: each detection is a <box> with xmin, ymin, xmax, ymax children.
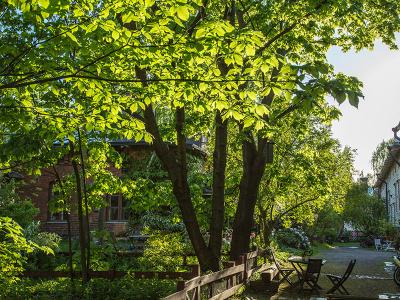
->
<box><xmin>19</xmin><ymin>139</ymin><xmax>205</xmax><ymax>237</ymax></box>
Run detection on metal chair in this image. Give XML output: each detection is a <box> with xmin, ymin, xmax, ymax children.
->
<box><xmin>299</xmin><ymin>258</ymin><xmax>323</xmax><ymax>291</ymax></box>
<box><xmin>374</xmin><ymin>239</ymin><xmax>382</xmax><ymax>251</ymax></box>
<box><xmin>326</xmin><ymin>259</ymin><xmax>356</xmax><ymax>295</ymax></box>
<box><xmin>268</xmin><ymin>248</ymin><xmax>295</xmax><ymax>286</ymax></box>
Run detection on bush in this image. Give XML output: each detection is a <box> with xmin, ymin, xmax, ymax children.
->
<box><xmin>0</xmin><ymin>176</ymin><xmax>38</xmax><ymax>228</ymax></box>
<box><xmin>0</xmin><ymin>217</ymin><xmax>52</xmax><ymax>291</ymax></box>
<box><xmin>275</xmin><ymin>227</ymin><xmax>310</xmax><ymax>250</ymax></box>
<box><xmin>3</xmin><ymin>277</ymin><xmax>176</xmax><ymax>300</ymax></box>
<box><xmin>138</xmin><ymin>232</ymin><xmax>190</xmax><ymax>271</ymax></box>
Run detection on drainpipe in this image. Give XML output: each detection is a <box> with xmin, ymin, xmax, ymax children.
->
<box><xmin>377</xmin><ymin>178</ymin><xmax>389</xmax><ymax>220</ymax></box>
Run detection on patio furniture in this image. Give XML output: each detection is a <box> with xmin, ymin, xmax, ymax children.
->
<box><xmin>374</xmin><ymin>238</ymin><xmax>382</xmax><ymax>251</ymax></box>
<box><xmin>269</xmin><ymin>248</ymin><xmax>295</xmax><ymax>286</ymax></box>
<box><xmin>382</xmin><ymin>240</ymin><xmax>396</xmax><ymax>251</ymax></box>
<box><xmin>326</xmin><ymin>259</ymin><xmax>356</xmax><ymax>295</ymax></box>
<box><xmin>288</xmin><ymin>256</ymin><xmax>326</xmax><ymax>287</ymax></box>
<box><xmin>299</xmin><ymin>258</ymin><xmax>323</xmax><ymax>291</ymax></box>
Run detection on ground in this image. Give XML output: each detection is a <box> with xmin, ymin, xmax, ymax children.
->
<box><xmin>241</xmin><ymin>244</ymin><xmax>400</xmax><ymax>299</ymax></box>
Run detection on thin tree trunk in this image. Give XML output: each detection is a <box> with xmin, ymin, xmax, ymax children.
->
<box><xmin>52</xmin><ymin>166</ymin><xmax>74</xmax><ymax>282</ymax></box>
<box><xmin>209</xmin><ymin>112</ymin><xmax>228</xmax><ymax>265</ymax></box>
<box><xmin>71</xmin><ymin>144</ymin><xmax>88</xmax><ymax>283</ymax></box>
<box><xmin>77</xmin><ymin>128</ymin><xmax>91</xmax><ymax>277</ymax></box>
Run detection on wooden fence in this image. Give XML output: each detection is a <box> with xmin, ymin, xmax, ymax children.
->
<box><xmin>22</xmin><ymin>264</ymin><xmax>199</xmax><ymax>280</ymax></box>
<box><xmin>162</xmin><ymin>249</ymin><xmax>275</xmax><ymax>300</ymax></box>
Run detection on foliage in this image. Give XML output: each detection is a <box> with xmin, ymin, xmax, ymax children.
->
<box><xmin>139</xmin><ymin>232</ymin><xmax>191</xmax><ymax>271</ymax></box>
<box><xmin>140</xmin><ymin>211</ymin><xmax>185</xmax><ymax>233</ymax></box>
<box><xmin>0</xmin><ymin>0</ymin><xmax>399</xmax><ymax>270</ymax></box>
<box><xmin>306</xmin><ymin>203</ymin><xmax>344</xmax><ymax>244</ymax></box>
<box><xmin>275</xmin><ymin>227</ymin><xmax>310</xmax><ymax>250</ymax></box>
<box><xmin>371</xmin><ymin>139</ymin><xmax>394</xmax><ymax>176</ymax></box>
<box><xmin>249</xmin><ymin>113</ymin><xmax>354</xmax><ymax>245</ymax></box>
<box><xmin>0</xmin><ymin>217</ymin><xmax>53</xmax><ymax>289</ymax></box>
<box><xmin>0</xmin><ymin>175</ymin><xmax>38</xmax><ymax>228</ymax></box>
<box><xmin>25</xmin><ymin>221</ymin><xmax>61</xmax><ymax>251</ymax></box>
<box><xmin>3</xmin><ymin>277</ymin><xmax>176</xmax><ymax>300</ymax></box>
<box><xmin>343</xmin><ymin>182</ymin><xmax>386</xmax><ymax>236</ymax></box>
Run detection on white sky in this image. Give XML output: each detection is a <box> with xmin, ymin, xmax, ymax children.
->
<box><xmin>327</xmin><ymin>37</ymin><xmax>400</xmax><ymax>175</ymax></box>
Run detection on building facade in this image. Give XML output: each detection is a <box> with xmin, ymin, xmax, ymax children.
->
<box><xmin>375</xmin><ymin>143</ymin><xmax>400</xmax><ymax>227</ymax></box>
<box><xmin>18</xmin><ymin>140</ymin><xmax>205</xmax><ymax>237</ymax></box>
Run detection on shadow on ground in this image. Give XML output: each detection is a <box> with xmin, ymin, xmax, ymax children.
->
<box><xmin>240</xmin><ymin>245</ymin><xmax>400</xmax><ymax>300</ymax></box>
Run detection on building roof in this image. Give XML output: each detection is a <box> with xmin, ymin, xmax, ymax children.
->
<box><xmin>374</xmin><ymin>142</ymin><xmax>400</xmax><ymax>188</ymax></box>
<box><xmin>109</xmin><ymin>138</ymin><xmax>207</xmax><ymax>158</ymax></box>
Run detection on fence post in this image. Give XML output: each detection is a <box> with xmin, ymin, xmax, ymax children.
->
<box><xmin>223</xmin><ymin>261</ymin><xmax>236</xmax><ymax>289</ymax></box>
<box><xmin>182</xmin><ymin>255</ymin><xmax>187</xmax><ymax>266</ymax></box>
<box><xmin>243</xmin><ymin>253</ymin><xmax>249</xmax><ymax>284</ymax></box>
<box><xmin>235</xmin><ymin>255</ymin><xmax>245</xmax><ymax>284</ymax></box>
<box><xmin>189</xmin><ymin>264</ymin><xmax>200</xmax><ymax>278</ymax></box>
<box><xmin>176</xmin><ymin>280</ymin><xmax>185</xmax><ymax>293</ymax></box>
<box><xmin>188</xmin><ymin>265</ymin><xmax>200</xmax><ymax>300</ymax></box>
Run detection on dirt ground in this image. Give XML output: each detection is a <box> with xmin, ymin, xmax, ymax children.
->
<box><xmin>241</xmin><ymin>245</ymin><xmax>400</xmax><ymax>299</ymax></box>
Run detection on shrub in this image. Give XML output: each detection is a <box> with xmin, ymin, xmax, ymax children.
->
<box><xmin>275</xmin><ymin>227</ymin><xmax>310</xmax><ymax>250</ymax></box>
<box><xmin>0</xmin><ymin>217</ymin><xmax>52</xmax><ymax>291</ymax></box>
<box><xmin>138</xmin><ymin>232</ymin><xmax>189</xmax><ymax>271</ymax></box>
<box><xmin>0</xmin><ymin>176</ymin><xmax>38</xmax><ymax>228</ymax></box>
<box><xmin>3</xmin><ymin>277</ymin><xmax>176</xmax><ymax>300</ymax></box>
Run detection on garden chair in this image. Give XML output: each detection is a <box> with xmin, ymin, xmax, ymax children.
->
<box><xmin>326</xmin><ymin>259</ymin><xmax>356</xmax><ymax>295</ymax></box>
<box><xmin>374</xmin><ymin>239</ymin><xmax>382</xmax><ymax>251</ymax></box>
<box><xmin>299</xmin><ymin>259</ymin><xmax>323</xmax><ymax>291</ymax></box>
<box><xmin>268</xmin><ymin>248</ymin><xmax>295</xmax><ymax>286</ymax></box>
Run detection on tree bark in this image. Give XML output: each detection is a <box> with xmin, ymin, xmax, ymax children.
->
<box><xmin>77</xmin><ymin>128</ymin><xmax>91</xmax><ymax>276</ymax></box>
<box><xmin>143</xmin><ymin>104</ymin><xmax>218</xmax><ymax>271</ymax></box>
<box><xmin>230</xmin><ymin>136</ymin><xmax>269</xmax><ymax>260</ymax></box>
<box><xmin>208</xmin><ymin>112</ymin><xmax>228</xmax><ymax>264</ymax></box>
<box><xmin>71</xmin><ymin>144</ymin><xmax>89</xmax><ymax>283</ymax></box>
<box><xmin>52</xmin><ymin>166</ymin><xmax>74</xmax><ymax>282</ymax></box>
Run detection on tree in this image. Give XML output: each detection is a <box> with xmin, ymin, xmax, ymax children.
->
<box><xmin>371</xmin><ymin>139</ymin><xmax>394</xmax><ymax>176</ymax></box>
<box><xmin>343</xmin><ymin>182</ymin><xmax>387</xmax><ymax>236</ymax></box>
<box><xmin>1</xmin><ymin>0</ymin><xmax>399</xmax><ymax>271</ymax></box>
<box><xmin>252</xmin><ymin>113</ymin><xmax>354</xmax><ymax>245</ymax></box>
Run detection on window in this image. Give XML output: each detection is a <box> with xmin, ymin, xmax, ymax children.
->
<box><xmin>48</xmin><ymin>183</ymin><xmax>68</xmax><ymax>222</ymax></box>
<box><xmin>107</xmin><ymin>195</ymin><xmax>129</xmax><ymax>221</ymax></box>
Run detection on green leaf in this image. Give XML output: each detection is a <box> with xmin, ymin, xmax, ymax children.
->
<box><xmin>246</xmin><ymin>46</ymin><xmax>255</xmax><ymax>56</ymax></box>
<box><xmin>38</xmin><ymin>0</ymin><xmax>49</xmax><ymax>9</ymax></box>
<box><xmin>145</xmin><ymin>0</ymin><xmax>155</xmax><ymax>7</ymax></box>
<box><xmin>66</xmin><ymin>32</ymin><xmax>79</xmax><ymax>44</ymax></box>
<box><xmin>255</xmin><ymin>105</ymin><xmax>269</xmax><ymax>117</ymax></box>
<box><xmin>248</xmin><ymin>91</ymin><xmax>257</xmax><ymax>101</ymax></box>
<box><xmin>112</xmin><ymin>30</ymin><xmax>120</xmax><ymax>40</ymax></box>
<box><xmin>195</xmin><ymin>28</ymin><xmax>206</xmax><ymax>39</ymax></box>
<box><xmin>348</xmin><ymin>92</ymin><xmax>359</xmax><ymax>108</ymax></box>
<box><xmin>176</xmin><ymin>6</ymin><xmax>190</xmax><ymax>21</ymax></box>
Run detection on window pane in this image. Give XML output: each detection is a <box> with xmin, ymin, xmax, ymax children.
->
<box><xmin>122</xmin><ymin>198</ymin><xmax>130</xmax><ymax>220</ymax></box>
<box><xmin>109</xmin><ymin>208</ymin><xmax>119</xmax><ymax>220</ymax></box>
<box><xmin>110</xmin><ymin>195</ymin><xmax>119</xmax><ymax>207</ymax></box>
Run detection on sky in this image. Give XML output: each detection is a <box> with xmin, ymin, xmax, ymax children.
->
<box><xmin>327</xmin><ymin>37</ymin><xmax>400</xmax><ymax>175</ymax></box>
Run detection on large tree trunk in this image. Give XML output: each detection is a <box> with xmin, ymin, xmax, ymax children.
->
<box><xmin>143</xmin><ymin>104</ymin><xmax>218</xmax><ymax>271</ymax></box>
<box><xmin>230</xmin><ymin>137</ymin><xmax>269</xmax><ymax>260</ymax></box>
<box><xmin>208</xmin><ymin>112</ymin><xmax>228</xmax><ymax>265</ymax></box>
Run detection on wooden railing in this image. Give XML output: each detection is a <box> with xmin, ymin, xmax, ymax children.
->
<box><xmin>22</xmin><ymin>265</ymin><xmax>199</xmax><ymax>280</ymax></box>
<box><xmin>162</xmin><ymin>249</ymin><xmax>274</xmax><ymax>300</ymax></box>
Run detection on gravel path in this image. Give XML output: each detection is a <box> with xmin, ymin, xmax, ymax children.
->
<box><xmin>241</xmin><ymin>245</ymin><xmax>400</xmax><ymax>299</ymax></box>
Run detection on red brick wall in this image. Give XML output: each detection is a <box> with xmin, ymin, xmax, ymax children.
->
<box><xmin>18</xmin><ymin>147</ymin><xmax>148</xmax><ymax>237</ymax></box>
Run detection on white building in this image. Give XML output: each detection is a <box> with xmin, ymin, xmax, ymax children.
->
<box><xmin>375</xmin><ymin>142</ymin><xmax>400</xmax><ymax>227</ymax></box>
